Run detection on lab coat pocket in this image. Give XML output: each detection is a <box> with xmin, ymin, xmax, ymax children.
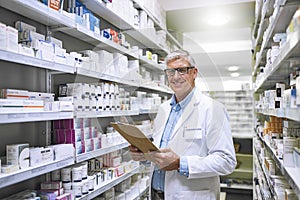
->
<box><xmin>177</xmin><ymin>190</ymin><xmax>212</xmax><ymax>200</ymax></box>
<box><xmin>183</xmin><ymin>127</ymin><xmax>202</xmax><ymax>140</ymax></box>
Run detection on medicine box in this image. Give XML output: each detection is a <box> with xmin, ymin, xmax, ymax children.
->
<box><xmin>6</xmin><ymin>143</ymin><xmax>29</xmax><ymax>169</ymax></box>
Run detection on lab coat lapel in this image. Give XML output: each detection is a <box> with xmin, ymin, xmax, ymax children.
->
<box><xmin>153</xmin><ymin>102</ymin><xmax>172</xmax><ymax>148</ymax></box>
<box><xmin>169</xmin><ymin>91</ymin><xmax>199</xmax><ymax>141</ymax></box>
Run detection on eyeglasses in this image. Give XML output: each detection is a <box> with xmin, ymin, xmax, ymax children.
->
<box><xmin>164</xmin><ymin>66</ymin><xmax>195</xmax><ymax>76</ymax></box>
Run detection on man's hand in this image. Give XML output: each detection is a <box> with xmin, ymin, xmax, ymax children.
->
<box><xmin>147</xmin><ymin>148</ymin><xmax>180</xmax><ymax>171</ymax></box>
<box><xmin>129</xmin><ymin>145</ymin><xmax>146</xmax><ymax>161</ymax></box>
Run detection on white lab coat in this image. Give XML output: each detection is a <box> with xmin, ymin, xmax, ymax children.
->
<box><xmin>150</xmin><ymin>87</ymin><xmax>237</xmax><ymax>200</ymax></box>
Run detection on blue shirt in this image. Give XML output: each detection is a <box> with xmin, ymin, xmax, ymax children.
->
<box><xmin>152</xmin><ymin>88</ymin><xmax>195</xmax><ymax>192</ymax></box>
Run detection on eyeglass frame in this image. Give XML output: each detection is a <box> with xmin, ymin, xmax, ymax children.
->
<box><xmin>164</xmin><ymin>66</ymin><xmax>195</xmax><ymax>76</ymax></box>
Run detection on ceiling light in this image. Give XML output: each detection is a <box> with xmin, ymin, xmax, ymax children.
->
<box><xmin>205</xmin><ymin>15</ymin><xmax>229</xmax><ymax>26</ymax></box>
<box><xmin>230</xmin><ymin>72</ymin><xmax>240</xmax><ymax>77</ymax></box>
<box><xmin>228</xmin><ymin>66</ymin><xmax>240</xmax><ymax>72</ymax></box>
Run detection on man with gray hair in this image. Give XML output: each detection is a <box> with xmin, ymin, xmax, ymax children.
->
<box><xmin>130</xmin><ymin>49</ymin><xmax>236</xmax><ymax>200</ymax></box>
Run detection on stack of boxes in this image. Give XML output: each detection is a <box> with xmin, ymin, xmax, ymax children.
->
<box><xmin>54</xmin><ymin>118</ymin><xmax>100</xmax><ymax>155</ymax></box>
<box><xmin>1</xmin><ymin>143</ymin><xmax>73</xmax><ymax>175</ymax></box>
<box><xmin>0</xmin><ymin>88</ymin><xmax>56</xmax><ymax>113</ymax></box>
<box><xmin>0</xmin><ymin>22</ymin><xmax>18</xmax><ymax>53</ymax></box>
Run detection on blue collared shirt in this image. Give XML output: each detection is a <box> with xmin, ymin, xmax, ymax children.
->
<box><xmin>152</xmin><ymin>88</ymin><xmax>195</xmax><ymax>192</ymax></box>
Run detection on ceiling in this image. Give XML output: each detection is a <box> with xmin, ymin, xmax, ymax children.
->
<box><xmin>161</xmin><ymin>0</ymin><xmax>255</xmax><ymax>79</ymax></box>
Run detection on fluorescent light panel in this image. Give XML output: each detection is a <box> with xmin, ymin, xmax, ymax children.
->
<box><xmin>197</xmin><ymin>40</ymin><xmax>252</xmax><ymax>53</ymax></box>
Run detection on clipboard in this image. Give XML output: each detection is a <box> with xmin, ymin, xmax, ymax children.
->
<box><xmin>110</xmin><ymin>122</ymin><xmax>159</xmax><ymax>153</ymax></box>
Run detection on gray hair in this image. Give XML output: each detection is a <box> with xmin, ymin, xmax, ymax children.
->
<box><xmin>165</xmin><ymin>49</ymin><xmax>196</xmax><ymax>66</ymax></box>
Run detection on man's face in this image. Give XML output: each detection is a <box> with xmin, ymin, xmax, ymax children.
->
<box><xmin>166</xmin><ymin>58</ymin><xmax>198</xmax><ymax>101</ymax></box>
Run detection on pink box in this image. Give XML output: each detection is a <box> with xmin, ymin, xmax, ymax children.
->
<box><xmin>53</xmin><ymin>120</ymin><xmax>64</xmax><ymax>129</ymax></box>
<box><xmin>56</xmin><ymin>193</ymin><xmax>72</xmax><ymax>200</ymax></box>
<box><xmin>55</xmin><ymin>129</ymin><xmax>76</xmax><ymax>144</ymax></box>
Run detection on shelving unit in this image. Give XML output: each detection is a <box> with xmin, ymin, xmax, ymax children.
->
<box><xmin>0</xmin><ymin>0</ymin><xmax>180</xmax><ymax>198</ymax></box>
<box><xmin>75</xmin><ymin>142</ymin><xmax>129</xmax><ymax>163</ymax></box>
<box><xmin>0</xmin><ymin>111</ymin><xmax>73</xmax><ymax>124</ymax></box>
<box><xmin>252</xmin><ymin>0</ymin><xmax>300</xmax><ymax>199</ymax></box>
<box><xmin>206</xmin><ymin>90</ymin><xmax>254</xmax><ymax>199</ymax></box>
<box><xmin>79</xmin><ymin>167</ymin><xmax>140</xmax><ymax>200</ymax></box>
<box><xmin>0</xmin><ymin>157</ymin><xmax>74</xmax><ymax>189</ymax></box>
<box><xmin>208</xmin><ymin>90</ymin><xmax>254</xmax><ymax>137</ymax></box>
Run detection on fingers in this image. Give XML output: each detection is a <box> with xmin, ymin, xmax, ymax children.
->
<box><xmin>129</xmin><ymin>145</ymin><xmax>141</xmax><ymax>153</ymax></box>
<box><xmin>151</xmin><ymin>148</ymin><xmax>180</xmax><ymax>171</ymax></box>
<box><xmin>129</xmin><ymin>146</ymin><xmax>180</xmax><ymax>171</ymax></box>
<box><xmin>130</xmin><ymin>151</ymin><xmax>146</xmax><ymax>161</ymax></box>
<box><xmin>129</xmin><ymin>145</ymin><xmax>146</xmax><ymax>161</ymax></box>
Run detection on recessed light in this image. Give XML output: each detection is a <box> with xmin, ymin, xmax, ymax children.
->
<box><xmin>205</xmin><ymin>15</ymin><xmax>229</xmax><ymax>26</ymax></box>
<box><xmin>230</xmin><ymin>72</ymin><xmax>240</xmax><ymax>77</ymax></box>
<box><xmin>228</xmin><ymin>66</ymin><xmax>239</xmax><ymax>72</ymax></box>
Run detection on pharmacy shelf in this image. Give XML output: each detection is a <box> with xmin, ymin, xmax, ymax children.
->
<box><xmin>1</xmin><ymin>0</ymin><xmax>166</xmax><ymax>72</ymax></box>
<box><xmin>232</xmin><ymin>133</ymin><xmax>254</xmax><ymax>139</ymax></box>
<box><xmin>253</xmin><ymin>151</ymin><xmax>274</xmax><ymax>200</ymax></box>
<box><xmin>213</xmin><ymin>95</ymin><xmax>252</xmax><ymax>99</ymax></box>
<box><xmin>0</xmin><ymin>50</ymin><xmax>75</xmax><ymax>73</ymax></box>
<box><xmin>226</xmin><ymin>107</ymin><xmax>253</xmax><ymax>111</ymax></box>
<box><xmin>80</xmin><ymin>0</ymin><xmax>169</xmax><ymax>56</ymax></box>
<box><xmin>0</xmin><ymin>0</ymin><xmax>137</xmax><ymax>59</ymax></box>
<box><xmin>74</xmin><ymin>110</ymin><xmax>140</xmax><ymax>118</ymax></box>
<box><xmin>0</xmin><ymin>0</ymin><xmax>74</xmax><ymax>27</ymax></box>
<box><xmin>0</xmin><ymin>111</ymin><xmax>73</xmax><ymax>124</ymax></box>
<box><xmin>230</xmin><ymin>117</ymin><xmax>253</xmax><ymax>121</ymax></box>
<box><xmin>124</xmin><ymin>29</ymin><xmax>169</xmax><ymax>55</ymax></box>
<box><xmin>257</xmin><ymin>108</ymin><xmax>300</xmax><ymax>122</ymax></box>
<box><xmin>132</xmin><ymin>185</ymin><xmax>149</xmax><ymax>200</ymax></box>
<box><xmin>253</xmin><ymin>2</ymin><xmax>299</xmax><ymax>76</ymax></box>
<box><xmin>76</xmin><ymin>142</ymin><xmax>129</xmax><ymax>163</ymax></box>
<box><xmin>80</xmin><ymin>0</ymin><xmax>132</xmax><ymax>30</ymax></box>
<box><xmin>61</xmin><ymin>24</ymin><xmax>139</xmax><ymax>60</ymax></box>
<box><xmin>79</xmin><ymin>166</ymin><xmax>140</xmax><ymax>200</ymax></box>
<box><xmin>252</xmin><ymin>0</ymin><xmax>263</xmax><ymax>39</ymax></box>
<box><xmin>140</xmin><ymin>83</ymin><xmax>173</xmax><ymax>94</ymax></box>
<box><xmin>0</xmin><ymin>157</ymin><xmax>74</xmax><ymax>188</ymax></box>
<box><xmin>220</xmin><ymin>183</ymin><xmax>253</xmax><ymax>190</ymax></box>
<box><xmin>76</xmin><ymin>68</ymin><xmax>140</xmax><ymax>87</ymax></box>
<box><xmin>76</xmin><ymin>68</ymin><xmax>172</xmax><ymax>94</ymax></box>
<box><xmin>254</xmin><ymin>4</ymin><xmax>269</xmax><ymax>50</ymax></box>
<box><xmin>139</xmin><ymin>56</ymin><xmax>165</xmax><ymax>71</ymax></box>
<box><xmin>255</xmin><ymin>30</ymin><xmax>300</xmax><ymax>92</ymax></box>
<box><xmin>131</xmin><ymin>0</ymin><xmax>182</xmax><ymax>50</ymax></box>
<box><xmin>139</xmin><ymin>108</ymin><xmax>158</xmax><ymax>114</ymax></box>
<box><xmin>284</xmin><ymin>108</ymin><xmax>300</xmax><ymax>122</ymax></box>
<box><xmin>257</xmin><ymin>135</ymin><xmax>300</xmax><ymax>199</ymax></box>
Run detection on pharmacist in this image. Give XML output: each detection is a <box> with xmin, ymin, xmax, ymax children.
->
<box><xmin>130</xmin><ymin>50</ymin><xmax>237</xmax><ymax>200</ymax></box>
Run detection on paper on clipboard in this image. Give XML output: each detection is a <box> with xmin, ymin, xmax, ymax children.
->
<box><xmin>110</xmin><ymin>122</ymin><xmax>159</xmax><ymax>153</ymax></box>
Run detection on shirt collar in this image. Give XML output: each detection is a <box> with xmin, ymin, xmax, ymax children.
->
<box><xmin>170</xmin><ymin>88</ymin><xmax>195</xmax><ymax>111</ymax></box>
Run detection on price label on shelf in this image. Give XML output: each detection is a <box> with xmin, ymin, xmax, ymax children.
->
<box><xmin>31</xmin><ymin>166</ymin><xmax>47</xmax><ymax>174</ymax></box>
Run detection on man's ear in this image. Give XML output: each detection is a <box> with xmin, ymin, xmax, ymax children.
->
<box><xmin>193</xmin><ymin>67</ymin><xmax>198</xmax><ymax>78</ymax></box>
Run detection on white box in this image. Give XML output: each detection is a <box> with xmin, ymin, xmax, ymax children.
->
<box><xmin>139</xmin><ymin>10</ymin><xmax>148</xmax><ymax>29</ymax></box>
<box><xmin>58</xmin><ymin>101</ymin><xmax>73</xmax><ymax>111</ymax></box>
<box><xmin>47</xmin><ymin>36</ymin><xmax>63</xmax><ymax>48</ymax></box>
<box><xmin>113</xmin><ymin>52</ymin><xmax>128</xmax><ymax>77</ymax></box>
<box><xmin>6</xmin><ymin>26</ymin><xmax>18</xmax><ymax>53</ymax></box>
<box><xmin>283</xmin><ymin>137</ymin><xmax>298</xmax><ymax>167</ymax></box>
<box><xmin>35</xmin><ymin>40</ymin><xmax>55</xmax><ymax>62</ymax></box>
<box><xmin>47</xmin><ymin>144</ymin><xmax>74</xmax><ymax>160</ymax></box>
<box><xmin>6</xmin><ymin>143</ymin><xmax>30</xmax><ymax>169</ymax></box>
<box><xmin>15</xmin><ymin>21</ymin><xmax>36</xmax><ymax>32</ymax></box>
<box><xmin>0</xmin><ymin>88</ymin><xmax>29</xmax><ymax>99</ymax></box>
<box><xmin>296</xmin><ymin>77</ymin><xmax>300</xmax><ymax>105</ymax></box>
<box><xmin>29</xmin><ymin>147</ymin><xmax>54</xmax><ymax>166</ymax></box>
<box><xmin>0</xmin><ymin>22</ymin><xmax>7</xmax><ymax>50</ymax></box>
<box><xmin>54</xmin><ymin>44</ymin><xmax>66</xmax><ymax>57</ymax></box>
<box><xmin>18</xmin><ymin>44</ymin><xmax>35</xmax><ymax>57</ymax></box>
